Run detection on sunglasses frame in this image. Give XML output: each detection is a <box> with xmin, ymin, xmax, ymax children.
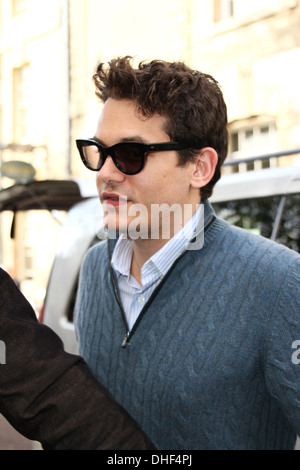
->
<box><xmin>76</xmin><ymin>138</ymin><xmax>188</xmax><ymax>175</ymax></box>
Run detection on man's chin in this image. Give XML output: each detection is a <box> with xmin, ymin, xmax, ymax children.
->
<box><xmin>103</xmin><ymin>215</ymin><xmax>128</xmax><ymax>237</ymax></box>
<box><xmin>104</xmin><ymin>215</ymin><xmax>152</xmax><ymax>240</ymax></box>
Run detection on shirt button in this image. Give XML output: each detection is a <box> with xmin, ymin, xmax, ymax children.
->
<box><xmin>138</xmin><ymin>295</ymin><xmax>145</xmax><ymax>304</ymax></box>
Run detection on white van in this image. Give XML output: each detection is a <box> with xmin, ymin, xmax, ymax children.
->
<box><xmin>40</xmin><ymin>194</ymin><xmax>104</xmax><ymax>353</ymax></box>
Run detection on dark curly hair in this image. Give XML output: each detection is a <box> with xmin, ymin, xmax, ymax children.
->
<box><xmin>93</xmin><ymin>56</ymin><xmax>228</xmax><ymax>199</ymax></box>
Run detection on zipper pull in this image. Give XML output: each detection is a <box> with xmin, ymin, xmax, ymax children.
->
<box><xmin>121</xmin><ymin>331</ymin><xmax>130</xmax><ymax>348</ymax></box>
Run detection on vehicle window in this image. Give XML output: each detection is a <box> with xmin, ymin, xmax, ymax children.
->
<box><xmin>212</xmin><ymin>194</ymin><xmax>300</xmax><ymax>253</ymax></box>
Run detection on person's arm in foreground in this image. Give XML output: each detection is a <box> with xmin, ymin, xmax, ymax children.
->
<box><xmin>0</xmin><ymin>268</ymin><xmax>154</xmax><ymax>450</ymax></box>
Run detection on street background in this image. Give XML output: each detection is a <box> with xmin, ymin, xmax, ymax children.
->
<box><xmin>0</xmin><ymin>0</ymin><xmax>300</xmax><ymax>451</ymax></box>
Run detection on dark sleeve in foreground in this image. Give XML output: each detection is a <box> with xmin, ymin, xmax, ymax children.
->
<box><xmin>0</xmin><ymin>268</ymin><xmax>155</xmax><ymax>450</ymax></box>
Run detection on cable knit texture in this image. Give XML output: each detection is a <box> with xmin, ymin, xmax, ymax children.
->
<box><xmin>75</xmin><ymin>201</ymin><xmax>300</xmax><ymax>450</ymax></box>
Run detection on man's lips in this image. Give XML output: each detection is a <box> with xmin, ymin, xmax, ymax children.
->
<box><xmin>101</xmin><ymin>192</ymin><xmax>128</xmax><ymax>207</ymax></box>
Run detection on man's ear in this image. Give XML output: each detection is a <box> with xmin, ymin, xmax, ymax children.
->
<box><xmin>190</xmin><ymin>147</ymin><xmax>218</xmax><ymax>189</ymax></box>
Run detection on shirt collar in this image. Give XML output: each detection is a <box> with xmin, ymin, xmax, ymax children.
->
<box><xmin>111</xmin><ymin>203</ymin><xmax>205</xmax><ymax>279</ymax></box>
<box><xmin>150</xmin><ymin>203</ymin><xmax>203</xmax><ymax>276</ymax></box>
<box><xmin>111</xmin><ymin>235</ymin><xmax>132</xmax><ymax>277</ymax></box>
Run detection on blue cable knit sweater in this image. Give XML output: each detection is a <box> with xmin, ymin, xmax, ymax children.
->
<box><xmin>75</xmin><ymin>201</ymin><xmax>300</xmax><ymax>450</ymax></box>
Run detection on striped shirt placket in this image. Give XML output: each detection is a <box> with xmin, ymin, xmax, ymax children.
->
<box><xmin>111</xmin><ymin>204</ymin><xmax>202</xmax><ymax>331</ymax></box>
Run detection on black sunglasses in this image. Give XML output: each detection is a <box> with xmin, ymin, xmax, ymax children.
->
<box><xmin>76</xmin><ymin>138</ymin><xmax>188</xmax><ymax>175</ymax></box>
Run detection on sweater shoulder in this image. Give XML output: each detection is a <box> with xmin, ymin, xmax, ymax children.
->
<box><xmin>79</xmin><ymin>240</ymin><xmax>109</xmax><ymax>282</ymax></box>
<box><xmin>207</xmin><ymin>216</ymin><xmax>300</xmax><ymax>282</ymax></box>
<box><xmin>83</xmin><ymin>239</ymin><xmax>107</xmax><ymax>265</ymax></box>
<box><xmin>75</xmin><ymin>240</ymin><xmax>109</xmax><ymax>320</ymax></box>
<box><xmin>216</xmin><ymin>216</ymin><xmax>298</xmax><ymax>258</ymax></box>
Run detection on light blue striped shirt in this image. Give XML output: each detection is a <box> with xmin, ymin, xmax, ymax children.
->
<box><xmin>111</xmin><ymin>204</ymin><xmax>203</xmax><ymax>330</ymax></box>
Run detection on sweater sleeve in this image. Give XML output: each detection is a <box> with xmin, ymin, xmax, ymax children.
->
<box><xmin>264</xmin><ymin>256</ymin><xmax>300</xmax><ymax>436</ymax></box>
<box><xmin>0</xmin><ymin>268</ymin><xmax>155</xmax><ymax>450</ymax></box>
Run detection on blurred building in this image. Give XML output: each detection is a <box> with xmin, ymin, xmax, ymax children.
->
<box><xmin>68</xmin><ymin>0</ymin><xmax>300</xmax><ymax>175</ymax></box>
<box><xmin>190</xmin><ymin>0</ymin><xmax>300</xmax><ymax>172</ymax></box>
<box><xmin>0</xmin><ymin>0</ymin><xmax>71</xmax><ymax>307</ymax></box>
<box><xmin>0</xmin><ymin>0</ymin><xmax>299</xmax><ymax>305</ymax></box>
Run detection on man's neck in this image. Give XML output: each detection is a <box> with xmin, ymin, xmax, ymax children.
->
<box><xmin>130</xmin><ymin>238</ymin><xmax>170</xmax><ymax>285</ymax></box>
<box><xmin>129</xmin><ymin>200</ymin><xmax>201</xmax><ymax>284</ymax></box>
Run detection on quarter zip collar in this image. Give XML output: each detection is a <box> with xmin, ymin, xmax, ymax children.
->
<box><xmin>107</xmin><ymin>199</ymin><xmax>217</xmax><ymax>348</ymax></box>
<box><xmin>107</xmin><ymin>199</ymin><xmax>216</xmax><ymax>258</ymax></box>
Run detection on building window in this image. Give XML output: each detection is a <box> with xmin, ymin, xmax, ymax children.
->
<box><xmin>13</xmin><ymin>65</ymin><xmax>30</xmax><ymax>142</ymax></box>
<box><xmin>229</xmin><ymin>122</ymin><xmax>278</xmax><ymax>172</ymax></box>
<box><xmin>213</xmin><ymin>0</ymin><xmax>295</xmax><ymax>24</ymax></box>
<box><xmin>213</xmin><ymin>0</ymin><xmax>234</xmax><ymax>22</ymax></box>
<box><xmin>233</xmin><ymin>0</ymin><xmax>283</xmax><ymax>18</ymax></box>
<box><xmin>12</xmin><ymin>0</ymin><xmax>27</xmax><ymax>16</ymax></box>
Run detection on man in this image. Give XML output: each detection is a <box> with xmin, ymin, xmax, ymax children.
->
<box><xmin>75</xmin><ymin>56</ymin><xmax>300</xmax><ymax>449</ymax></box>
<box><xmin>0</xmin><ymin>267</ymin><xmax>154</xmax><ymax>449</ymax></box>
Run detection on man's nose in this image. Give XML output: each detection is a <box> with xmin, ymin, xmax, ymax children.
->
<box><xmin>97</xmin><ymin>155</ymin><xmax>125</xmax><ymax>183</ymax></box>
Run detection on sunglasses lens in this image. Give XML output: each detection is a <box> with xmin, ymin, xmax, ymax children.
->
<box><xmin>81</xmin><ymin>143</ymin><xmax>104</xmax><ymax>171</ymax></box>
<box><xmin>78</xmin><ymin>141</ymin><xmax>144</xmax><ymax>173</ymax></box>
<box><xmin>114</xmin><ymin>143</ymin><xmax>143</xmax><ymax>174</ymax></box>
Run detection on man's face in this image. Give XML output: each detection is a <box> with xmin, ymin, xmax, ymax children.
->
<box><xmin>95</xmin><ymin>98</ymin><xmax>199</xmax><ymax>238</ymax></box>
